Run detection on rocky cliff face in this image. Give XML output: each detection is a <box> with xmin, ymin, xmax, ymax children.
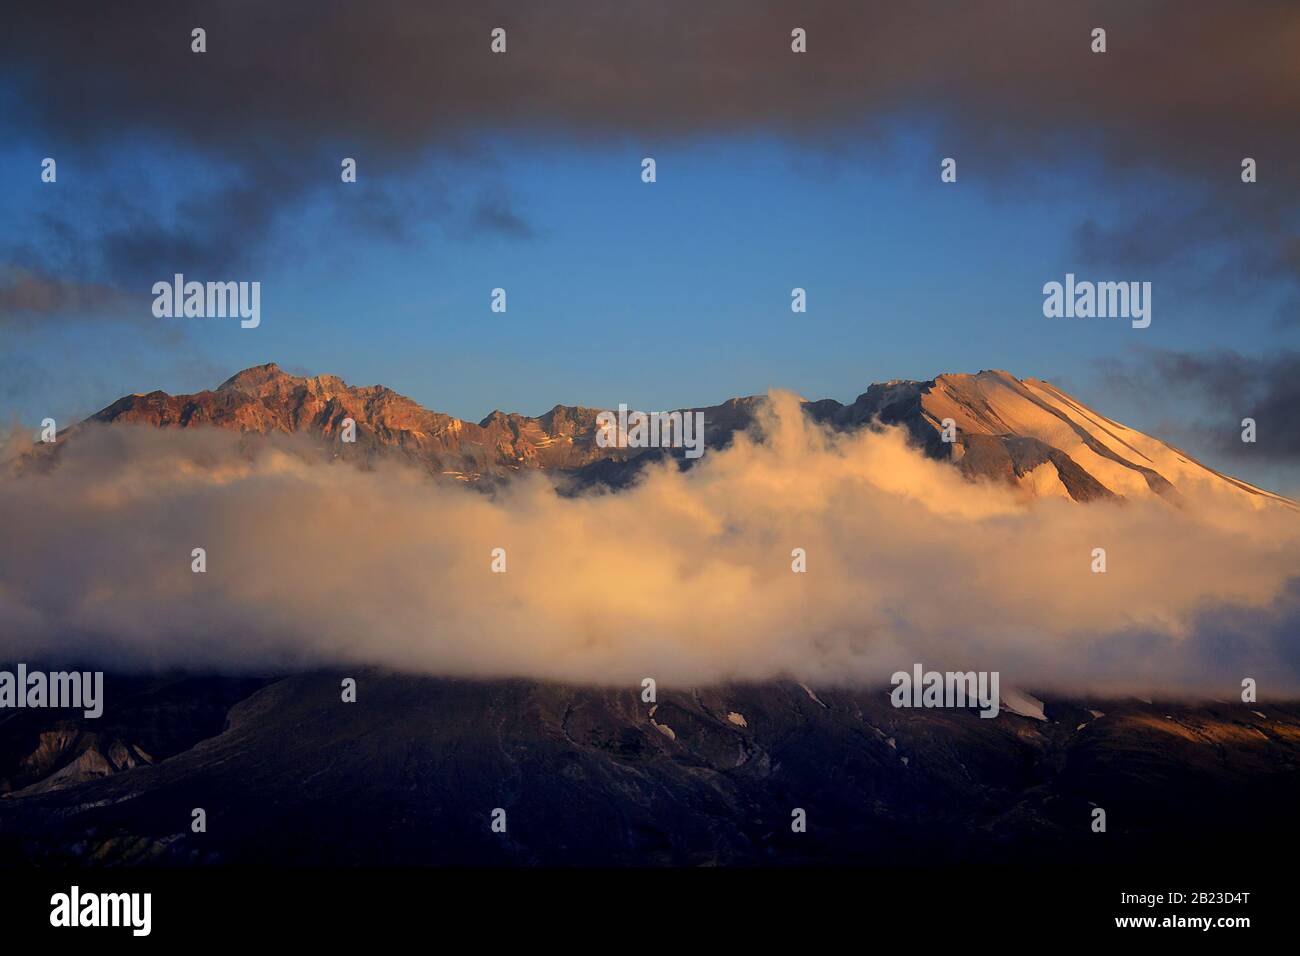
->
<box><xmin>0</xmin><ymin>676</ymin><xmax>270</xmax><ymax>798</ymax></box>
<box><xmin>87</xmin><ymin>363</ymin><xmax>618</xmax><ymax>480</ymax></box>
<box><xmin>73</xmin><ymin>363</ymin><xmax>1294</xmax><ymax>505</ymax></box>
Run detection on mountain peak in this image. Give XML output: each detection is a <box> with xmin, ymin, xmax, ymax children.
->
<box><xmin>77</xmin><ymin>363</ymin><xmax>1293</xmax><ymax>507</ymax></box>
<box><xmin>217</xmin><ymin>363</ymin><xmax>291</xmax><ymax>392</ymax></box>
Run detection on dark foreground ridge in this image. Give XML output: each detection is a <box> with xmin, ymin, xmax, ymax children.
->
<box><xmin>1</xmin><ymin>672</ymin><xmax>1295</xmax><ymax>867</ymax></box>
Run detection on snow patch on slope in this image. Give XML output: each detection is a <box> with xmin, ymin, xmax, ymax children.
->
<box><xmin>799</xmin><ymin>683</ymin><xmax>828</xmax><ymax>709</ymax></box>
<box><xmin>1001</xmin><ymin>689</ymin><xmax>1047</xmax><ymax>721</ymax></box>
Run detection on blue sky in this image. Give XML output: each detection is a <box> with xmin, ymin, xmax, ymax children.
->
<box><xmin>4</xmin><ymin>132</ymin><xmax>1291</xmax><ymax>472</ymax></box>
<box><xmin>2</xmin><ymin>1</ymin><xmax>1296</xmax><ymax>493</ymax></box>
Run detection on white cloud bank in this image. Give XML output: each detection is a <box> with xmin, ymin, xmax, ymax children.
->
<box><xmin>2</xmin><ymin>392</ymin><xmax>1298</xmax><ymax>695</ymax></box>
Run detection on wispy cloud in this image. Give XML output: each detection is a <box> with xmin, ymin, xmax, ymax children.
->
<box><xmin>1098</xmin><ymin>348</ymin><xmax>1300</xmax><ymax>468</ymax></box>
<box><xmin>0</xmin><ymin>265</ymin><xmax>134</xmax><ymax>326</ymax></box>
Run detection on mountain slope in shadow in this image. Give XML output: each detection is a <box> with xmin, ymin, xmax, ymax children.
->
<box><xmin>1</xmin><ymin>673</ymin><xmax>1295</xmax><ymax>867</ymax></box>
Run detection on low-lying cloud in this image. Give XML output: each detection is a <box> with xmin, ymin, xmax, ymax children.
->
<box><xmin>2</xmin><ymin>394</ymin><xmax>1298</xmax><ymax>696</ymax></box>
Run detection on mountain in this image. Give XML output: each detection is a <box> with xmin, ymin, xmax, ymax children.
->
<box><xmin>4</xmin><ymin>365</ymin><xmax>1297</xmax><ymax>869</ymax></box>
<box><xmin>71</xmin><ymin>363</ymin><xmax>1291</xmax><ymax>505</ymax></box>
<box><xmin>2</xmin><ymin>672</ymin><xmax>1297</xmax><ymax>866</ymax></box>
<box><xmin>85</xmin><ymin>363</ymin><xmax>613</xmax><ymax>480</ymax></box>
<box><xmin>807</xmin><ymin>370</ymin><xmax>1293</xmax><ymax>506</ymax></box>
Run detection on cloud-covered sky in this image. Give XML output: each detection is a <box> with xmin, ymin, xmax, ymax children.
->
<box><xmin>1097</xmin><ymin>348</ymin><xmax>1300</xmax><ymax>492</ymax></box>
<box><xmin>1</xmin><ymin>1</ymin><xmax>1297</xmax><ymax>493</ymax></box>
<box><xmin>3</xmin><ymin>396</ymin><xmax>1298</xmax><ymax>694</ymax></box>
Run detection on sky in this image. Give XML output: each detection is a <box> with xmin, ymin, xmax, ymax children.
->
<box><xmin>1</xmin><ymin>0</ymin><xmax>1297</xmax><ymax>493</ymax></box>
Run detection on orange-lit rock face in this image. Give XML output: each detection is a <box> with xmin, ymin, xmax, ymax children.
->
<box><xmin>79</xmin><ymin>363</ymin><xmax>1298</xmax><ymax>508</ymax></box>
<box><xmin>87</xmin><ymin>362</ymin><xmax>618</xmax><ymax>479</ymax></box>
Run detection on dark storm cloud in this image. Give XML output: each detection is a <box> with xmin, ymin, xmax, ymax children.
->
<box><xmin>0</xmin><ymin>265</ymin><xmax>133</xmax><ymax>326</ymax></box>
<box><xmin>6</xmin><ymin>2</ymin><xmax>1296</xmax><ymax>153</ymax></box>
<box><xmin>2</xmin><ymin>0</ymin><xmax>1298</xmax><ymax>302</ymax></box>
<box><xmin>1098</xmin><ymin>348</ymin><xmax>1300</xmax><ymax>464</ymax></box>
<box><xmin>102</xmin><ymin>173</ymin><xmax>290</xmax><ymax>286</ymax></box>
